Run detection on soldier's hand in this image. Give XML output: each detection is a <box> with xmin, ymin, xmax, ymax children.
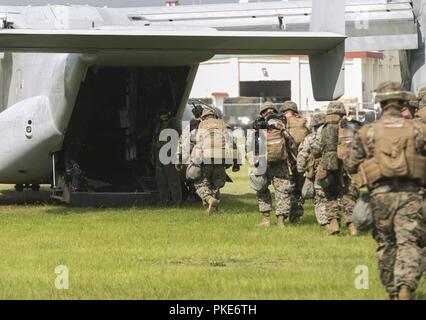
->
<box><xmin>175</xmin><ymin>164</ymin><xmax>183</xmax><ymax>172</ymax></box>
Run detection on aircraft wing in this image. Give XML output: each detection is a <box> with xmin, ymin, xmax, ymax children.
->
<box><xmin>1</xmin><ymin>1</ymin><xmax>417</xmax><ymax>52</ymax></box>
<box><xmin>0</xmin><ymin>0</ymin><xmax>347</xmax><ymax>101</ymax></box>
<box><xmin>0</xmin><ymin>28</ymin><xmax>345</xmax><ymax>55</ymax></box>
<box><xmin>121</xmin><ymin>0</ymin><xmax>418</xmax><ymax>52</ymax></box>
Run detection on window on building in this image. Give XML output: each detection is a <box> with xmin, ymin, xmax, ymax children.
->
<box><xmin>239</xmin><ymin>81</ymin><xmax>291</xmax><ymax>100</ymax></box>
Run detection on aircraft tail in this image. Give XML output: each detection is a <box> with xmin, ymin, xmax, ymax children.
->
<box><xmin>309</xmin><ymin>0</ymin><xmax>346</xmax><ymax>101</ymax></box>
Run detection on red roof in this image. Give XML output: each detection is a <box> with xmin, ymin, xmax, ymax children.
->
<box><xmin>345</xmin><ymin>52</ymin><xmax>384</xmax><ymax>59</ymax></box>
<box><xmin>211</xmin><ymin>92</ymin><xmax>229</xmax><ymax>97</ymax></box>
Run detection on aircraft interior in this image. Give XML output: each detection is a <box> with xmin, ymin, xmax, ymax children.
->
<box><xmin>57</xmin><ymin>66</ymin><xmax>190</xmax><ymax>197</ymax></box>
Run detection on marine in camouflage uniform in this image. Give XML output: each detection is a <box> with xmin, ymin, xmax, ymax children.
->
<box><xmin>191</xmin><ymin>106</ymin><xmax>239</xmax><ymax>213</ymax></box>
<box><xmin>250</xmin><ymin>102</ymin><xmax>295</xmax><ymax>229</ymax></box>
<box><xmin>415</xmin><ymin>87</ymin><xmax>426</xmax><ymax>278</ymax></box>
<box><xmin>297</xmin><ymin>113</ymin><xmax>328</xmax><ymax>226</ymax></box>
<box><xmin>339</xmin><ymin>115</ymin><xmax>363</xmax><ymax>236</ymax></box>
<box><xmin>347</xmin><ymin>81</ymin><xmax>426</xmax><ymax>300</ymax></box>
<box><xmin>152</xmin><ymin>108</ymin><xmax>182</xmax><ymax>207</ymax></box>
<box><xmin>280</xmin><ymin>101</ymin><xmax>310</xmax><ymax>224</ymax></box>
<box><xmin>309</xmin><ymin>101</ymin><xmax>357</xmax><ymax>235</ymax></box>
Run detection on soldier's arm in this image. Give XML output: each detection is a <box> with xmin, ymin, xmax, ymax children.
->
<box><xmin>309</xmin><ymin>129</ymin><xmax>323</xmax><ymax>157</ymax></box>
<box><xmin>346</xmin><ymin>130</ymin><xmax>366</xmax><ymax>174</ymax></box>
<box><xmin>297</xmin><ymin>136</ymin><xmax>311</xmax><ymax>173</ymax></box>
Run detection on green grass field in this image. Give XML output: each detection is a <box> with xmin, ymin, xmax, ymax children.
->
<box><xmin>0</xmin><ymin>169</ymin><xmax>425</xmax><ymax>300</ymax></box>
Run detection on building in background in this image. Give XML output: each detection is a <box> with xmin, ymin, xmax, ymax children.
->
<box><xmin>190</xmin><ymin>51</ymin><xmax>401</xmax><ymax>115</ymax></box>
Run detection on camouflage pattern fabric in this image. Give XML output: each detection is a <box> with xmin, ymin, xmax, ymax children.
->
<box><xmin>256</xmin><ymin>161</ymin><xmax>295</xmax><ymax>217</ymax></box>
<box><xmin>297</xmin><ymin>132</ymin><xmax>315</xmax><ymax>173</ymax></box>
<box><xmin>370</xmin><ymin>187</ymin><xmax>426</xmax><ymax>296</ymax></box>
<box><xmin>194</xmin><ymin>164</ymin><xmax>227</xmax><ymax>202</ymax></box>
<box><xmin>298</xmin><ymin>129</ymin><xmax>330</xmax><ymax>225</ymax></box>
<box><xmin>314</xmin><ymin>186</ymin><xmax>332</xmax><ymax>226</ymax></box>
<box><xmin>307</xmin><ymin>124</ymin><xmax>350</xmax><ymax>224</ymax></box>
<box><xmin>347</xmin><ymin>108</ymin><xmax>426</xmax><ymax>297</ymax></box>
<box><xmin>340</xmin><ymin>173</ymin><xmax>360</xmax><ymax>224</ymax></box>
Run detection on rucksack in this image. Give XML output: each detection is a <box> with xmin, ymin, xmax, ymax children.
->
<box><xmin>288</xmin><ymin>116</ymin><xmax>310</xmax><ymax>147</ymax></box>
<box><xmin>338</xmin><ymin>119</ymin><xmax>362</xmax><ymax>161</ymax></box>
<box><xmin>359</xmin><ymin>118</ymin><xmax>426</xmax><ymax>187</ymax></box>
<box><xmin>195</xmin><ymin>118</ymin><xmax>233</xmax><ymax>163</ymax></box>
<box><xmin>267</xmin><ymin>127</ymin><xmax>286</xmax><ymax>162</ymax></box>
<box><xmin>320</xmin><ymin>115</ymin><xmax>341</xmax><ymax>171</ymax></box>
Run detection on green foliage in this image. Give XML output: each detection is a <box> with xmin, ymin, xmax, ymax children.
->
<box><xmin>0</xmin><ymin>171</ymin><xmax>424</xmax><ymax>300</ymax></box>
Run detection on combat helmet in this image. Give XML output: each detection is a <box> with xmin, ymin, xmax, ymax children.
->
<box><xmin>374</xmin><ymin>81</ymin><xmax>416</xmax><ymax>108</ymax></box>
<box><xmin>280</xmin><ymin>101</ymin><xmax>298</xmax><ymax>113</ymax></box>
<box><xmin>201</xmin><ymin>105</ymin><xmax>218</xmax><ymax>118</ymax></box>
<box><xmin>310</xmin><ymin>113</ymin><xmax>326</xmax><ymax>129</ymax></box>
<box><xmin>326</xmin><ymin>101</ymin><xmax>346</xmax><ymax>116</ymax></box>
<box><xmin>260</xmin><ymin>101</ymin><xmax>278</xmax><ymax>115</ymax></box>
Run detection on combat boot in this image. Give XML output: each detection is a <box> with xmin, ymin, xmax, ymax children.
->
<box><xmin>277</xmin><ymin>215</ymin><xmax>285</xmax><ymax>229</ymax></box>
<box><xmin>398</xmin><ymin>285</ymin><xmax>413</xmax><ymax>300</ymax></box>
<box><xmin>258</xmin><ymin>212</ymin><xmax>271</xmax><ymax>228</ymax></box>
<box><xmin>347</xmin><ymin>223</ymin><xmax>358</xmax><ymax>237</ymax></box>
<box><xmin>207</xmin><ymin>197</ymin><xmax>220</xmax><ymax>214</ymax></box>
<box><xmin>327</xmin><ymin>219</ymin><xmax>340</xmax><ymax>236</ymax></box>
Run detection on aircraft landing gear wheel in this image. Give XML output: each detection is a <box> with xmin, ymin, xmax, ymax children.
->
<box><xmin>31</xmin><ymin>184</ymin><xmax>40</xmax><ymax>192</ymax></box>
<box><xmin>15</xmin><ymin>184</ymin><xmax>24</xmax><ymax>192</ymax></box>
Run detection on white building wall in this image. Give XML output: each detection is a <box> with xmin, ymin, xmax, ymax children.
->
<box><xmin>189</xmin><ymin>58</ymin><xmax>239</xmax><ymax>98</ymax></box>
<box><xmin>190</xmin><ymin>52</ymin><xmax>401</xmax><ymax>111</ymax></box>
<box><xmin>362</xmin><ymin>51</ymin><xmax>401</xmax><ymax>104</ymax></box>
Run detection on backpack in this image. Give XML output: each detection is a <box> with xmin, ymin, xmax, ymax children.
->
<box><xmin>196</xmin><ymin>118</ymin><xmax>233</xmax><ymax>163</ymax></box>
<box><xmin>288</xmin><ymin>116</ymin><xmax>310</xmax><ymax>147</ymax></box>
<box><xmin>337</xmin><ymin>119</ymin><xmax>362</xmax><ymax>161</ymax></box>
<box><xmin>359</xmin><ymin>118</ymin><xmax>426</xmax><ymax>187</ymax></box>
<box><xmin>267</xmin><ymin>127</ymin><xmax>286</xmax><ymax>162</ymax></box>
<box><xmin>320</xmin><ymin>115</ymin><xmax>341</xmax><ymax>171</ymax></box>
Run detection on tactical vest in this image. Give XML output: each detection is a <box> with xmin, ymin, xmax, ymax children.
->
<box><xmin>359</xmin><ymin>117</ymin><xmax>426</xmax><ymax>187</ymax></box>
<box><xmin>267</xmin><ymin>127</ymin><xmax>286</xmax><ymax>163</ymax></box>
<box><xmin>195</xmin><ymin>118</ymin><xmax>233</xmax><ymax>163</ymax></box>
<box><xmin>287</xmin><ymin>115</ymin><xmax>310</xmax><ymax>147</ymax></box>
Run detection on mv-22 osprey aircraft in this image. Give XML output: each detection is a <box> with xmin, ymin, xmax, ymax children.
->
<box><xmin>0</xmin><ymin>0</ymin><xmax>422</xmax><ymax>205</ymax></box>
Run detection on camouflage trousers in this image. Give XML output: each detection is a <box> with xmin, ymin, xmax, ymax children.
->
<box><xmin>257</xmin><ymin>162</ymin><xmax>295</xmax><ymax>218</ymax></box>
<box><xmin>314</xmin><ymin>187</ymin><xmax>330</xmax><ymax>226</ymax></box>
<box><xmin>370</xmin><ymin>184</ymin><xmax>426</xmax><ymax>296</ymax></box>
<box><xmin>315</xmin><ymin>171</ymin><xmax>354</xmax><ymax>225</ymax></box>
<box><xmin>155</xmin><ymin>162</ymin><xmax>182</xmax><ymax>207</ymax></box>
<box><xmin>194</xmin><ymin>164</ymin><xmax>227</xmax><ymax>203</ymax></box>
